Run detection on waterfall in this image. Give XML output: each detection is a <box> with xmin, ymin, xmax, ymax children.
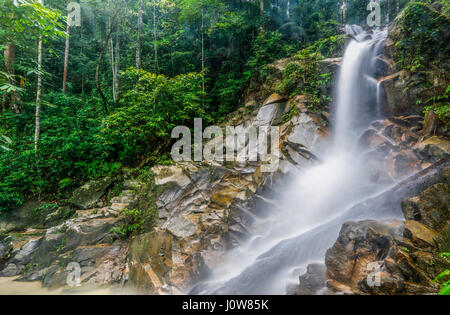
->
<box><xmin>195</xmin><ymin>27</ymin><xmax>391</xmax><ymax>295</ymax></box>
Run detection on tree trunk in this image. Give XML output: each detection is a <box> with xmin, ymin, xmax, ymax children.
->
<box><xmin>35</xmin><ymin>35</ymin><xmax>43</xmax><ymax>152</ymax></box>
<box><xmin>2</xmin><ymin>44</ymin><xmax>17</xmax><ymax>113</ymax></box>
<box><xmin>387</xmin><ymin>0</ymin><xmax>391</xmax><ymax>23</ymax></box>
<box><xmin>201</xmin><ymin>6</ymin><xmax>205</xmax><ymax>109</ymax></box>
<box><xmin>396</xmin><ymin>0</ymin><xmax>400</xmax><ymax>14</ymax></box>
<box><xmin>136</xmin><ymin>0</ymin><xmax>142</xmax><ymax>69</ymax></box>
<box><xmin>113</xmin><ymin>33</ymin><xmax>120</xmax><ymax>104</ymax></box>
<box><xmin>153</xmin><ymin>0</ymin><xmax>159</xmax><ymax>73</ymax></box>
<box><xmin>62</xmin><ymin>23</ymin><xmax>70</xmax><ymax>94</ymax></box>
<box><xmin>109</xmin><ymin>31</ymin><xmax>115</xmax><ymax>103</ymax></box>
<box><xmin>342</xmin><ymin>0</ymin><xmax>346</xmax><ymax>25</ymax></box>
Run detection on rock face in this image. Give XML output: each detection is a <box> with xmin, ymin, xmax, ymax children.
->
<box><xmin>296</xmin><ymin>263</ymin><xmax>328</xmax><ymax>295</ymax></box>
<box><xmin>0</xmin><ymin>186</ymin><xmax>135</xmax><ymax>289</ymax></box>
<box><xmin>70</xmin><ymin>177</ymin><xmax>114</xmax><ymax>209</ymax></box>
<box><xmin>324</xmin><ymin>165</ymin><xmax>450</xmax><ymax>295</ymax></box>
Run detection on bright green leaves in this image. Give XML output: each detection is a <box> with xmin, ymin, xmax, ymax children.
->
<box><xmin>101</xmin><ymin>68</ymin><xmax>209</xmax><ymax>163</ymax></box>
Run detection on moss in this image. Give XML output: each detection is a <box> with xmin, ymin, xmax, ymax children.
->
<box><xmin>393</xmin><ymin>1</ymin><xmax>450</xmax><ymax>74</ymax></box>
<box><xmin>112</xmin><ymin>170</ymin><xmax>162</xmax><ymax>238</ymax></box>
<box><xmin>276</xmin><ymin>47</ymin><xmax>332</xmax><ymax>111</ymax></box>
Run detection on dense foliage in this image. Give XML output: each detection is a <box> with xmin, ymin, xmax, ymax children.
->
<box><xmin>392</xmin><ymin>0</ymin><xmax>450</xmax><ymax>121</ymax></box>
<box><xmin>0</xmin><ymin>0</ymin><xmax>415</xmax><ymax>211</ymax></box>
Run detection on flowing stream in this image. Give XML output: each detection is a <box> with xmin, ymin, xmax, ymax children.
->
<box><xmin>194</xmin><ymin>26</ymin><xmax>396</xmax><ymax>295</ymax></box>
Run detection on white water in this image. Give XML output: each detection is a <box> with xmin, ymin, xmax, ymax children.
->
<box><xmin>197</xmin><ymin>27</ymin><xmax>391</xmax><ymax>295</ymax></box>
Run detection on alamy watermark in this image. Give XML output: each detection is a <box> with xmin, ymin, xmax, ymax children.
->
<box><xmin>67</xmin><ymin>2</ymin><xmax>81</xmax><ymax>27</ymax></box>
<box><xmin>366</xmin><ymin>261</ymin><xmax>383</xmax><ymax>287</ymax></box>
<box><xmin>367</xmin><ymin>1</ymin><xmax>381</xmax><ymax>27</ymax></box>
<box><xmin>66</xmin><ymin>262</ymin><xmax>81</xmax><ymax>287</ymax></box>
<box><xmin>171</xmin><ymin>118</ymin><xmax>280</xmax><ymax>173</ymax></box>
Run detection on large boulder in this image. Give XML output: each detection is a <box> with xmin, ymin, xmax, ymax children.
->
<box><xmin>325</xmin><ymin>220</ymin><xmax>406</xmax><ymax>294</ymax></box>
<box><xmin>325</xmin><ymin>164</ymin><xmax>450</xmax><ymax>295</ymax></box>
<box><xmin>401</xmin><ymin>182</ymin><xmax>449</xmax><ymax>231</ymax></box>
<box><xmin>70</xmin><ymin>177</ymin><xmax>114</xmax><ymax>209</ymax></box>
<box><xmin>415</xmin><ymin>136</ymin><xmax>450</xmax><ymax>163</ymax></box>
<box><xmin>11</xmin><ymin>238</ymin><xmax>42</xmax><ymax>266</ymax></box>
<box><xmin>287</xmin><ymin>114</ymin><xmax>321</xmax><ymax>150</ymax></box>
<box><xmin>253</xmin><ymin>94</ymin><xmax>288</xmax><ymax>126</ymax></box>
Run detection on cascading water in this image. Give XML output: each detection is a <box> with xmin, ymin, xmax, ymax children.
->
<box><xmin>194</xmin><ymin>26</ymin><xmax>395</xmax><ymax>295</ymax></box>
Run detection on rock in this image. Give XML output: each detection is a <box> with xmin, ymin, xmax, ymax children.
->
<box><xmin>380</xmin><ymin>72</ymin><xmax>416</xmax><ymax>115</ymax></box>
<box><xmin>245</xmin><ymin>98</ymin><xmax>257</xmax><ymax>108</ymax></box>
<box><xmin>166</xmin><ymin>217</ymin><xmax>197</xmax><ymax>239</ymax></box>
<box><xmin>325</xmin><ymin>220</ymin><xmax>404</xmax><ymax>294</ymax></box>
<box><xmin>401</xmin><ymin>183</ymin><xmax>449</xmax><ymax>231</ymax></box>
<box><xmin>357</xmin><ymin>129</ymin><xmax>389</xmax><ymax>151</ymax></box>
<box><xmin>422</xmin><ymin>110</ymin><xmax>440</xmax><ymax>138</ymax></box>
<box><xmin>297</xmin><ymin>263</ymin><xmax>327</xmax><ymax>295</ymax></box>
<box><xmin>152</xmin><ymin>165</ymin><xmax>192</xmax><ymax>188</ymax></box>
<box><xmin>64</xmin><ymin>217</ymin><xmax>120</xmax><ymax>251</ymax></box>
<box><xmin>253</xmin><ymin>102</ymin><xmax>287</xmax><ymax>126</ymax></box>
<box><xmin>0</xmin><ymin>263</ymin><xmax>20</xmax><ymax>277</ymax></box>
<box><xmin>11</xmin><ymin>238</ymin><xmax>42</xmax><ymax>266</ymax></box>
<box><xmin>0</xmin><ymin>237</ymin><xmax>12</xmax><ymax>261</ymax></box>
<box><xmin>288</xmin><ymin>114</ymin><xmax>320</xmax><ymax>149</ymax></box>
<box><xmin>387</xmin><ymin>150</ymin><xmax>422</xmax><ymax>179</ymax></box>
<box><xmin>416</xmin><ymin>136</ymin><xmax>450</xmax><ymax>162</ymax></box>
<box><xmin>71</xmin><ymin>177</ymin><xmax>114</xmax><ymax>209</ymax></box>
<box><xmin>263</xmin><ymin>93</ymin><xmax>287</xmax><ymax>106</ymax></box>
<box><xmin>404</xmin><ymin>220</ymin><xmax>439</xmax><ymax>249</ymax></box>
<box><xmin>128</xmin><ymin>231</ymin><xmax>175</xmax><ymax>294</ymax></box>
<box><xmin>287</xmin><ymin>95</ymin><xmax>311</xmax><ymax>113</ymax></box>
<box><xmin>325</xmin><ymin>161</ymin><xmax>450</xmax><ymax>295</ymax></box>
<box><xmin>318</xmin><ymin>58</ymin><xmax>342</xmax><ymax>77</ymax></box>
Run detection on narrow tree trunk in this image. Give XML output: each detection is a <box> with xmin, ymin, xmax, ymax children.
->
<box><xmin>387</xmin><ymin>0</ymin><xmax>392</xmax><ymax>23</ymax></box>
<box><xmin>114</xmin><ymin>33</ymin><xmax>120</xmax><ymax>104</ymax></box>
<box><xmin>136</xmin><ymin>0</ymin><xmax>142</xmax><ymax>69</ymax></box>
<box><xmin>35</xmin><ymin>36</ymin><xmax>43</xmax><ymax>152</ymax></box>
<box><xmin>109</xmin><ymin>31</ymin><xmax>115</xmax><ymax>103</ymax></box>
<box><xmin>342</xmin><ymin>0</ymin><xmax>346</xmax><ymax>25</ymax></box>
<box><xmin>201</xmin><ymin>6</ymin><xmax>205</xmax><ymax>109</ymax></box>
<box><xmin>2</xmin><ymin>44</ymin><xmax>16</xmax><ymax>113</ymax></box>
<box><xmin>153</xmin><ymin>0</ymin><xmax>159</xmax><ymax>73</ymax></box>
<box><xmin>62</xmin><ymin>23</ymin><xmax>70</xmax><ymax>94</ymax></box>
<box><xmin>396</xmin><ymin>0</ymin><xmax>400</xmax><ymax>14</ymax></box>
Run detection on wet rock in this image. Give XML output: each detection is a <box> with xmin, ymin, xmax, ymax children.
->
<box><xmin>404</xmin><ymin>220</ymin><xmax>439</xmax><ymax>249</ymax></box>
<box><xmin>358</xmin><ymin>129</ymin><xmax>390</xmax><ymax>151</ymax></box>
<box><xmin>288</xmin><ymin>114</ymin><xmax>320</xmax><ymax>149</ymax></box>
<box><xmin>325</xmin><ymin>220</ymin><xmax>404</xmax><ymax>293</ymax></box>
<box><xmin>387</xmin><ymin>150</ymin><xmax>422</xmax><ymax>179</ymax></box>
<box><xmin>71</xmin><ymin>177</ymin><xmax>114</xmax><ymax>209</ymax></box>
<box><xmin>11</xmin><ymin>238</ymin><xmax>42</xmax><ymax>266</ymax></box>
<box><xmin>0</xmin><ymin>263</ymin><xmax>20</xmax><ymax>277</ymax></box>
<box><xmin>128</xmin><ymin>231</ymin><xmax>175</xmax><ymax>294</ymax></box>
<box><xmin>380</xmin><ymin>72</ymin><xmax>416</xmax><ymax>115</ymax></box>
<box><xmin>401</xmin><ymin>183</ymin><xmax>449</xmax><ymax>231</ymax></box>
<box><xmin>325</xmin><ymin>163</ymin><xmax>450</xmax><ymax>295</ymax></box>
<box><xmin>297</xmin><ymin>263</ymin><xmax>327</xmax><ymax>295</ymax></box>
<box><xmin>415</xmin><ymin>136</ymin><xmax>450</xmax><ymax>162</ymax></box>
